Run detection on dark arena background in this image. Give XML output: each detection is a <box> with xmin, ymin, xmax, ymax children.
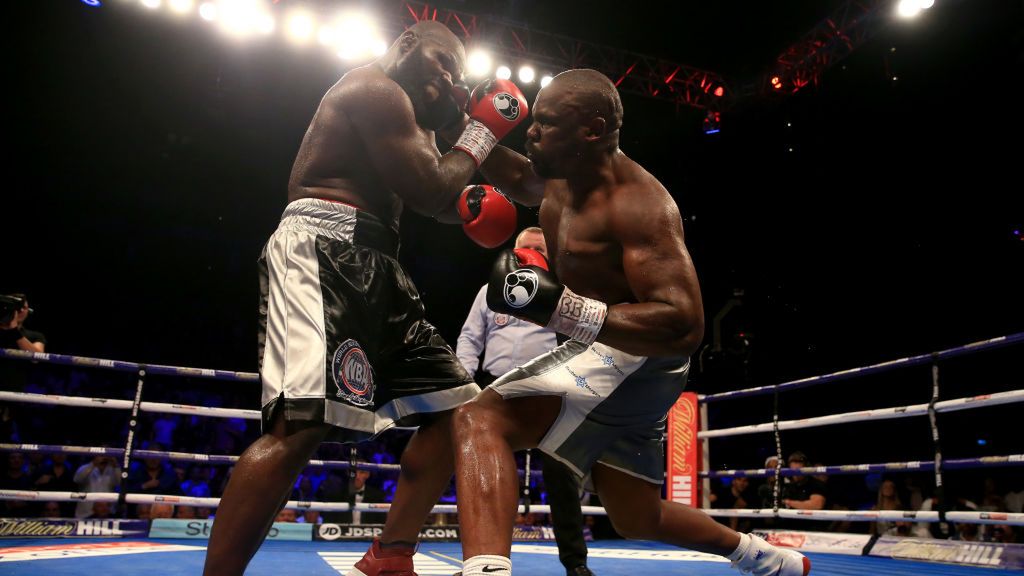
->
<box><xmin>2</xmin><ymin>1</ymin><xmax>1022</xmax><ymax>575</ymax></box>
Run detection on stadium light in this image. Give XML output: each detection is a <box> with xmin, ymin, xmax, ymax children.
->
<box><xmin>467</xmin><ymin>50</ymin><xmax>492</xmax><ymax>77</ymax></box>
<box><xmin>518</xmin><ymin>65</ymin><xmax>535</xmax><ymax>84</ymax></box>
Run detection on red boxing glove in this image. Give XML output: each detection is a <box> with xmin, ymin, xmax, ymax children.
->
<box><xmin>453</xmin><ymin>79</ymin><xmax>529</xmax><ymax>165</ymax></box>
<box><xmin>512</xmin><ymin>248</ymin><xmax>548</xmax><ymax>271</ymax></box>
<box><xmin>457</xmin><ymin>185</ymin><xmax>517</xmax><ymax>248</ymax></box>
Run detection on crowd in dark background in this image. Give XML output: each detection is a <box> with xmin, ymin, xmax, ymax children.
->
<box><xmin>2</xmin><ymin>352</ymin><xmax>1020</xmax><ymax>544</ymax></box>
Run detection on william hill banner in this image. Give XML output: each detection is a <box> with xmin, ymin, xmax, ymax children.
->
<box><xmin>666</xmin><ymin>392</ymin><xmax>700</xmax><ymax>507</ymax></box>
<box><xmin>0</xmin><ymin>519</ymin><xmax>149</xmax><ymax>539</ymax></box>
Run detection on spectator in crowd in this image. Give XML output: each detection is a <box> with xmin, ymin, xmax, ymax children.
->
<box><xmin>291</xmin><ymin>473</ymin><xmax>316</xmax><ymax>501</ymax></box>
<box><xmin>716</xmin><ymin>476</ymin><xmax>754</xmax><ymax>533</ymax></box>
<box><xmin>902</xmin><ymin>475</ymin><xmax>925</xmax><ymax>513</ymax></box>
<box><xmin>780</xmin><ymin>451</ymin><xmax>827</xmax><ymax>531</ymax></box>
<box><xmin>1005</xmin><ymin>475</ymin><xmax>1024</xmax><ymax>514</ymax></box>
<box><xmin>979</xmin><ymin>477</ymin><xmax>1005</xmax><ymax>512</ymax></box>
<box><xmin>87</xmin><ymin>501</ymin><xmax>114</xmax><ymax>519</ymax></box>
<box><xmin>126</xmin><ymin>443</ymin><xmax>179</xmax><ymax>496</ymax></box>
<box><xmin>25</xmin><ymin>452</ymin><xmax>44</xmax><ymax>478</ymax></box>
<box><xmin>175</xmin><ymin>506</ymin><xmax>197</xmax><ymax>520</ymax></box>
<box><xmin>1</xmin><ymin>452</ymin><xmax>33</xmax><ymax>516</ymax></box>
<box><xmin>914</xmin><ymin>491</ymin><xmax>978</xmax><ymax>539</ymax></box>
<box><xmin>0</xmin><ymin>294</ymin><xmax>46</xmax><ymax>353</ymax></box>
<box><xmin>150</xmin><ymin>502</ymin><xmax>175</xmax><ymax>519</ymax></box>
<box><xmin>870</xmin><ymin>479</ymin><xmax>911</xmax><ymax>536</ymax></box>
<box><xmin>275</xmin><ymin>509</ymin><xmax>298</xmax><ymax>523</ymax></box>
<box><xmin>299</xmin><ymin>510</ymin><xmax>321</xmax><ymax>524</ymax></box>
<box><xmin>135</xmin><ymin>503</ymin><xmax>153</xmax><ymax>520</ymax></box>
<box><xmin>0</xmin><ymin>404</ymin><xmax>20</xmax><ymax>444</ymax></box>
<box><xmin>211</xmin><ymin>417</ymin><xmax>248</xmax><ymax>456</ymax></box>
<box><xmin>39</xmin><ymin>501</ymin><xmax>63</xmax><ymax>518</ymax></box>
<box><xmin>72</xmin><ymin>455</ymin><xmax>121</xmax><ymax>518</ymax></box>
<box><xmin>149</xmin><ymin>414</ymin><xmax>180</xmax><ymax>449</ymax></box>
<box><xmin>990</xmin><ymin>524</ymin><xmax>1018</xmax><ymax>544</ymax></box>
<box><xmin>781</xmin><ymin>452</ymin><xmax>826</xmax><ymax>511</ymax></box>
<box><xmin>314</xmin><ymin>463</ymin><xmax>386</xmax><ymax>524</ymax></box>
<box><xmin>33</xmin><ymin>452</ymin><xmax>77</xmax><ymax>516</ymax></box>
<box><xmin>180</xmin><ymin>465</ymin><xmax>212</xmax><ymax>498</ymax></box>
<box><xmin>758</xmin><ymin>456</ymin><xmax>781</xmax><ymax>509</ymax></box>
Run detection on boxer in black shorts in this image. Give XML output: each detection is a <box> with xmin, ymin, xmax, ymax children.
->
<box><xmin>203</xmin><ymin>21</ymin><xmax>527</xmax><ymax>576</ymax></box>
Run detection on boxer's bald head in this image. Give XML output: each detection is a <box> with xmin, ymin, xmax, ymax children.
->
<box><xmin>526</xmin><ymin>69</ymin><xmax>623</xmax><ymax>179</ymax></box>
<box><xmin>546</xmin><ymin>69</ymin><xmax>623</xmax><ymax>137</ymax></box>
<box><xmin>385</xmin><ymin>21</ymin><xmax>467</xmax><ymax>130</ymax></box>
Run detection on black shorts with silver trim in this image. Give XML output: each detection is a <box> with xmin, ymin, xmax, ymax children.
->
<box><xmin>258</xmin><ymin>198</ymin><xmax>479</xmax><ymax>442</ymax></box>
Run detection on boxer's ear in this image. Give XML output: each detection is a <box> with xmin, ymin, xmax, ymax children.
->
<box><xmin>584</xmin><ymin>116</ymin><xmax>607</xmax><ymax>141</ymax></box>
<box><xmin>398</xmin><ymin>30</ymin><xmax>417</xmax><ymax>54</ymax></box>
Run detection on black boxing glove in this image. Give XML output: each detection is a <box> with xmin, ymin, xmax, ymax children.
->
<box><xmin>486</xmin><ymin>248</ymin><xmax>607</xmax><ymax>344</ymax></box>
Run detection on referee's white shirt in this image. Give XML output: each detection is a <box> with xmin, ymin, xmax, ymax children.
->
<box><xmin>456</xmin><ymin>285</ymin><xmax>558</xmax><ymax>378</ymax></box>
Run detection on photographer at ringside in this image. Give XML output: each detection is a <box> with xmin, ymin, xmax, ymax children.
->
<box><xmin>1</xmin><ymin>294</ymin><xmax>46</xmax><ymax>352</ymax></box>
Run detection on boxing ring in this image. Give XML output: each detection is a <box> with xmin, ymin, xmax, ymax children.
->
<box><xmin>1</xmin><ymin>333</ymin><xmax>1022</xmax><ymax>574</ymax></box>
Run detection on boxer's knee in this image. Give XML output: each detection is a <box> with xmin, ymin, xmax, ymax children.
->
<box><xmin>451</xmin><ymin>393</ymin><xmax>508</xmax><ymax>447</ymax></box>
<box><xmin>399</xmin><ymin>414</ymin><xmax>453</xmax><ymax>480</ymax></box>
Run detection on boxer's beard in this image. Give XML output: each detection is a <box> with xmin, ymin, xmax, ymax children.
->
<box><xmin>396</xmin><ymin>49</ymin><xmax>453</xmax><ymax>131</ymax></box>
<box><xmin>531</xmin><ymin>157</ymin><xmax>556</xmax><ymax>179</ymax></box>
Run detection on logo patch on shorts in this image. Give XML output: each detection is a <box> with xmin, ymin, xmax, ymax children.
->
<box><xmin>493</xmin><ymin>92</ymin><xmax>520</xmax><ymax>121</ymax></box>
<box><xmin>332</xmin><ymin>339</ymin><xmax>374</xmax><ymax>407</ymax></box>
<box><xmin>504</xmin><ymin>269</ymin><xmax>539</xmax><ymax>309</ymax></box>
<box><xmin>565</xmin><ymin>366</ymin><xmax>600</xmax><ymax>397</ymax></box>
<box><xmin>589</xmin><ymin>346</ymin><xmax>624</xmax><ymax>376</ymax></box>
<box><xmin>494</xmin><ymin>313</ymin><xmax>510</xmax><ymax>326</ymax></box>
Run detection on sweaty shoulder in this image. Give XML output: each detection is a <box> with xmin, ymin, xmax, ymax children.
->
<box><xmin>607</xmin><ymin>156</ymin><xmax>683</xmax><ymax>239</ymax></box>
<box><xmin>332</xmin><ymin>65</ymin><xmax>416</xmax><ymax>126</ymax></box>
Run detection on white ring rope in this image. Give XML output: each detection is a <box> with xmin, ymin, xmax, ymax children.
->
<box><xmin>0</xmin><ymin>391</ymin><xmax>134</xmax><ymax>411</ymax></box>
<box><xmin>0</xmin><ymin>444</ymin><xmax>406</xmax><ymax>472</ymax></box>
<box><xmin>0</xmin><ymin>490</ymin><xmax>604</xmax><ymax>516</ymax></box>
<box><xmin>700</xmin><ymin>388</ymin><xmax>1024</xmax><ymax>439</ymax></box>
<box><xmin>139</xmin><ymin>401</ymin><xmax>259</xmax><ymax>420</ymax></box>
<box><xmin>4</xmin><ymin>341</ymin><xmax>1021</xmax><ymax>529</ymax></box>
<box><xmin>704</xmin><ymin>508</ymin><xmax>1024</xmax><ymax>526</ymax></box>
<box><xmin>0</xmin><ymin>348</ymin><xmax>259</xmax><ymax>382</ymax></box>
<box><xmin>0</xmin><ymin>391</ymin><xmax>260</xmax><ymax>420</ymax></box>
<box><xmin>5</xmin><ymin>388</ymin><xmax>1021</xmax><ymax>437</ymax></box>
<box><xmin>3</xmin><ymin>490</ymin><xmax>1022</xmax><ymax>525</ymax></box>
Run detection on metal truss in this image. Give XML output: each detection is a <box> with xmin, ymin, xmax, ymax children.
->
<box><xmin>278</xmin><ymin>0</ymin><xmax>895</xmax><ymax>111</ymax></box>
<box><xmin>387</xmin><ymin>1</ymin><xmax>733</xmax><ymax>111</ymax></box>
<box><xmin>757</xmin><ymin>0</ymin><xmax>892</xmax><ymax>98</ymax></box>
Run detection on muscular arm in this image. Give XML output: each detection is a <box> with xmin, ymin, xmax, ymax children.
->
<box><xmin>340</xmin><ymin>74</ymin><xmax>478</xmax><ymax>220</ymax></box>
<box><xmin>596</xmin><ymin>186</ymin><xmax>704</xmax><ymax>357</ymax></box>
<box><xmin>478</xmin><ymin>146</ymin><xmax>546</xmax><ymax>207</ymax></box>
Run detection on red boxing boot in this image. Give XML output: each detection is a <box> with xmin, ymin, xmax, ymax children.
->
<box><xmin>347</xmin><ymin>538</ymin><xmax>417</xmax><ymax>576</ymax></box>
